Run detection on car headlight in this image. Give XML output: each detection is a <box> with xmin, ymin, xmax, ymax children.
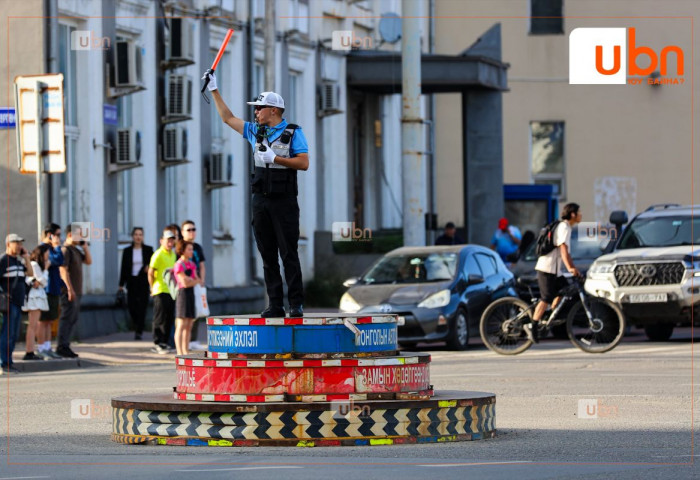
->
<box><xmin>417</xmin><ymin>289</ymin><xmax>451</xmax><ymax>309</ymax></box>
<box><xmin>588</xmin><ymin>262</ymin><xmax>614</xmax><ymax>275</ymax></box>
<box><xmin>339</xmin><ymin>292</ymin><xmax>362</xmax><ymax>313</ymax></box>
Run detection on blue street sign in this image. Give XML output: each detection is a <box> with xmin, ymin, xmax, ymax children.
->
<box><xmin>0</xmin><ymin>108</ymin><xmax>16</xmax><ymax>129</ymax></box>
<box><xmin>103</xmin><ymin>104</ymin><xmax>118</xmax><ymax>126</ymax></box>
<box><xmin>207</xmin><ymin>323</ymin><xmax>398</xmax><ymax>355</ymax></box>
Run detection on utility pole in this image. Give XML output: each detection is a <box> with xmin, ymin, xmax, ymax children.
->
<box><xmin>401</xmin><ymin>0</ymin><xmax>425</xmax><ymax>246</ymax></box>
<box><xmin>264</xmin><ymin>0</ymin><xmax>276</xmax><ymax>90</ymax></box>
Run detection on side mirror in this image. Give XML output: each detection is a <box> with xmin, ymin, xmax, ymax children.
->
<box><xmin>609</xmin><ymin>210</ymin><xmax>629</xmax><ymax>226</ymax></box>
<box><xmin>467</xmin><ymin>274</ymin><xmax>484</xmax><ymax>286</ymax></box>
<box><xmin>343</xmin><ymin>277</ymin><xmax>359</xmax><ymax>288</ymax></box>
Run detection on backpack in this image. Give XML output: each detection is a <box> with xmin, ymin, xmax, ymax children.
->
<box><xmin>535</xmin><ymin>220</ymin><xmax>561</xmax><ymax>257</ymax></box>
<box><xmin>163</xmin><ymin>268</ymin><xmax>179</xmax><ymax>301</ymax></box>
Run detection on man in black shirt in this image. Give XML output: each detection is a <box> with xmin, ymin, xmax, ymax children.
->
<box><xmin>0</xmin><ymin>234</ymin><xmax>35</xmax><ymax>373</ymax></box>
<box><xmin>435</xmin><ymin>222</ymin><xmax>465</xmax><ymax>246</ymax></box>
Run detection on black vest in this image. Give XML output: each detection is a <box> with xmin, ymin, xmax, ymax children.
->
<box><xmin>251</xmin><ymin>124</ymin><xmax>299</xmax><ymax>196</ymax></box>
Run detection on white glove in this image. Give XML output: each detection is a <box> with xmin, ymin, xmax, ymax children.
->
<box><xmin>255</xmin><ymin>146</ymin><xmax>277</xmax><ymax>165</ymax></box>
<box><xmin>201</xmin><ymin>70</ymin><xmax>217</xmax><ymax>91</ymax></box>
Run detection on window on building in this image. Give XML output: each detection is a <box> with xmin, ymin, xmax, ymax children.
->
<box><xmin>289</xmin><ymin>0</ymin><xmax>309</xmax><ymax>34</ymax></box>
<box><xmin>210</xmin><ymin>51</ymin><xmax>228</xmax><ymax>142</ymax></box>
<box><xmin>254</xmin><ymin>63</ymin><xmax>264</xmax><ymax>97</ymax></box>
<box><xmin>253</xmin><ymin>0</ymin><xmax>265</xmax><ymax>18</ymax></box>
<box><xmin>117</xmin><ymin>95</ymin><xmax>133</xmax><ymax>240</ymax></box>
<box><xmin>54</xmin><ymin>23</ymin><xmax>79</xmax><ymax>227</ymax></box>
<box><xmin>165</xmin><ymin>167</ymin><xmax>179</xmax><ymax>224</ymax></box>
<box><xmin>530</xmin><ymin>0</ymin><xmax>563</xmax><ymax>35</ymax></box>
<box><xmin>288</xmin><ymin>72</ymin><xmax>299</xmax><ymax>123</ymax></box>
<box><xmin>530</xmin><ymin>121</ymin><xmax>565</xmax><ymax>199</ymax></box>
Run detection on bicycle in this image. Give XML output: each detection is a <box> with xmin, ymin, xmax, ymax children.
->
<box><xmin>479</xmin><ymin>277</ymin><xmax>625</xmax><ymax>355</ymax></box>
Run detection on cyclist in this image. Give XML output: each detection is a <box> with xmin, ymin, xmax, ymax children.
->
<box><xmin>525</xmin><ymin>203</ymin><xmax>583</xmax><ymax>343</ymax></box>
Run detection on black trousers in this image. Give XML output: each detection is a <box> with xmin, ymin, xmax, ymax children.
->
<box><xmin>152</xmin><ymin>293</ymin><xmax>175</xmax><ymax>347</ymax></box>
<box><xmin>126</xmin><ymin>275</ymin><xmax>149</xmax><ymax>335</ymax></box>
<box><xmin>252</xmin><ymin>193</ymin><xmax>304</xmax><ymax>307</ymax></box>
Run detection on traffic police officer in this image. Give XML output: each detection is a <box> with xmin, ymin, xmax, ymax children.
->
<box><xmin>203</xmin><ymin>72</ymin><xmax>309</xmax><ymax>318</ymax></box>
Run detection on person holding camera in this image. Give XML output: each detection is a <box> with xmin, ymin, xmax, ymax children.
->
<box><xmin>0</xmin><ymin>234</ymin><xmax>36</xmax><ymax>373</ymax></box>
<box><xmin>56</xmin><ymin>224</ymin><xmax>92</xmax><ymax>358</ymax></box>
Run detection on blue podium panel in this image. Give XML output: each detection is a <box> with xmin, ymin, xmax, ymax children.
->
<box><xmin>206</xmin><ymin>315</ymin><xmax>398</xmax><ymax>355</ymax></box>
<box><xmin>294</xmin><ymin>324</ymin><xmax>397</xmax><ymax>354</ymax></box>
<box><xmin>207</xmin><ymin>325</ymin><xmax>293</xmax><ymax>354</ymax></box>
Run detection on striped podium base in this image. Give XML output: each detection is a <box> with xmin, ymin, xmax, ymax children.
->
<box><xmin>111</xmin><ymin>391</ymin><xmax>496</xmax><ymax>448</ymax></box>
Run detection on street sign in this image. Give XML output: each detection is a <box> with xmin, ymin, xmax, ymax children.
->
<box><xmin>0</xmin><ymin>108</ymin><xmax>16</xmax><ymax>128</ymax></box>
<box><xmin>14</xmin><ymin>74</ymin><xmax>66</xmax><ymax>174</ymax></box>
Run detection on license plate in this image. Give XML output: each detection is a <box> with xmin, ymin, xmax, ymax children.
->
<box><xmin>397</xmin><ymin>316</ymin><xmax>406</xmax><ymax>326</ymax></box>
<box><xmin>628</xmin><ymin>293</ymin><xmax>668</xmax><ymax>303</ymax></box>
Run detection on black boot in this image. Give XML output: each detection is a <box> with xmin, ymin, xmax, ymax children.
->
<box><xmin>289</xmin><ymin>305</ymin><xmax>304</xmax><ymax>318</ymax></box>
<box><xmin>260</xmin><ymin>305</ymin><xmax>286</xmax><ymax>318</ymax></box>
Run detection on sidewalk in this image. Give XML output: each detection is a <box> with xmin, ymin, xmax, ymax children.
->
<box><xmin>8</xmin><ymin>329</ymin><xmax>206</xmax><ymax>374</ymax></box>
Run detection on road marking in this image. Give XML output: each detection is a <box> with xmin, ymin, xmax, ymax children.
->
<box><xmin>612</xmin><ymin>346</ymin><xmax>690</xmax><ymax>355</ymax></box>
<box><xmin>600</xmin><ymin>373</ymin><xmax>690</xmax><ymax>377</ymax></box>
<box><xmin>176</xmin><ymin>467</ymin><xmax>304</xmax><ymax>472</ymax></box>
<box><xmin>0</xmin><ymin>477</ymin><xmax>51</xmax><ymax>480</ymax></box>
<box><xmin>418</xmin><ymin>461</ymin><xmax>533</xmax><ymax>467</ymax></box>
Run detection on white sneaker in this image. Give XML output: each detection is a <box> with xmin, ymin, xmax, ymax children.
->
<box><xmin>189</xmin><ymin>341</ymin><xmax>207</xmax><ymax>351</ymax></box>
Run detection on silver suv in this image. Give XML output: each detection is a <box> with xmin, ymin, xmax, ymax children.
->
<box><xmin>585</xmin><ymin>204</ymin><xmax>699</xmax><ymax>341</ymax></box>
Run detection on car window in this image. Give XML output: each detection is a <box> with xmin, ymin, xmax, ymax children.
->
<box><xmin>464</xmin><ymin>254</ymin><xmax>483</xmax><ymax>277</ymax></box>
<box><xmin>475</xmin><ymin>253</ymin><xmax>498</xmax><ymax>278</ymax></box>
<box><xmin>362</xmin><ymin>252</ymin><xmax>458</xmax><ymax>284</ymax></box>
<box><xmin>617</xmin><ymin>215</ymin><xmax>700</xmax><ymax>249</ymax></box>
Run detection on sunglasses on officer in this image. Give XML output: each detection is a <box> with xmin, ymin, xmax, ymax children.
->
<box><xmin>254</xmin><ymin>105</ymin><xmax>272</xmax><ymax>111</ymax></box>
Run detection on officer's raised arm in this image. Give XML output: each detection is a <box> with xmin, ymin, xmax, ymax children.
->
<box><xmin>202</xmin><ymin>71</ymin><xmax>244</xmax><ymax>135</ymax></box>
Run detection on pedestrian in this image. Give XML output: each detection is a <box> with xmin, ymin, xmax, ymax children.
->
<box><xmin>39</xmin><ymin>223</ymin><xmax>64</xmax><ymax>359</ymax></box>
<box><xmin>118</xmin><ymin>227</ymin><xmax>153</xmax><ymax>340</ymax></box>
<box><xmin>435</xmin><ymin>222</ymin><xmax>465</xmax><ymax>246</ymax></box>
<box><xmin>22</xmin><ymin>244</ymin><xmax>50</xmax><ymax>360</ymax></box>
<box><xmin>490</xmin><ymin>217</ymin><xmax>522</xmax><ymax>262</ymax></box>
<box><xmin>56</xmin><ymin>224</ymin><xmax>92</xmax><ymax>358</ymax></box>
<box><xmin>173</xmin><ymin>240</ymin><xmax>199</xmax><ymax>356</ymax></box>
<box><xmin>204</xmin><ymin>72</ymin><xmax>309</xmax><ymax>318</ymax></box>
<box><xmin>181</xmin><ymin>220</ymin><xmax>206</xmax><ymax>350</ymax></box>
<box><xmin>0</xmin><ymin>234</ymin><xmax>36</xmax><ymax>373</ymax></box>
<box><xmin>148</xmin><ymin>228</ymin><xmax>177</xmax><ymax>354</ymax></box>
<box><xmin>525</xmin><ymin>203</ymin><xmax>583</xmax><ymax>343</ymax></box>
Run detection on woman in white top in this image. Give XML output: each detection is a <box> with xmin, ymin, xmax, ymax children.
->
<box><xmin>23</xmin><ymin>245</ymin><xmax>50</xmax><ymax>360</ymax></box>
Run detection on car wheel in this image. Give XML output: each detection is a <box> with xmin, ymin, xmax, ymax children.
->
<box><xmin>644</xmin><ymin>324</ymin><xmax>674</xmax><ymax>342</ymax></box>
<box><xmin>447</xmin><ymin>309</ymin><xmax>469</xmax><ymax>351</ymax></box>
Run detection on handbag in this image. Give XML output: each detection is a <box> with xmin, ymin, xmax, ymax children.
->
<box><xmin>194</xmin><ymin>284</ymin><xmax>210</xmax><ymax>318</ymax></box>
<box><xmin>0</xmin><ymin>274</ymin><xmax>20</xmax><ymax>311</ymax></box>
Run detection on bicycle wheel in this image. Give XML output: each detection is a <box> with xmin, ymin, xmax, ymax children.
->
<box><xmin>480</xmin><ymin>297</ymin><xmax>534</xmax><ymax>355</ymax></box>
<box><xmin>566</xmin><ymin>297</ymin><xmax>625</xmax><ymax>353</ymax></box>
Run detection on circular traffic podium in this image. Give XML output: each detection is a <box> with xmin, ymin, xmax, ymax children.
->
<box><xmin>112</xmin><ymin>313</ymin><xmax>497</xmax><ymax>447</ymax></box>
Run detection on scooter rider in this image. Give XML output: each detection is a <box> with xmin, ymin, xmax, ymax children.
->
<box><xmin>202</xmin><ymin>71</ymin><xmax>309</xmax><ymax>318</ymax></box>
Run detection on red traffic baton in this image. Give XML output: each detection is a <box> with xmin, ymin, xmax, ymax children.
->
<box><xmin>201</xmin><ymin>28</ymin><xmax>234</xmax><ymax>94</ymax></box>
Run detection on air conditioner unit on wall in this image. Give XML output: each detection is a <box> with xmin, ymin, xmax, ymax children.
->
<box><xmin>320</xmin><ymin>81</ymin><xmax>342</xmax><ymax>115</ymax></box>
<box><xmin>163</xmin><ymin>126</ymin><xmax>188</xmax><ymax>162</ymax></box>
<box><xmin>116</xmin><ymin>128</ymin><xmax>141</xmax><ymax>164</ymax></box>
<box><xmin>167</xmin><ymin>18</ymin><xmax>195</xmax><ymax>64</ymax></box>
<box><xmin>208</xmin><ymin>153</ymin><xmax>231</xmax><ymax>184</ymax></box>
<box><xmin>167</xmin><ymin>74</ymin><xmax>193</xmax><ymax>117</ymax></box>
<box><xmin>114</xmin><ymin>40</ymin><xmax>144</xmax><ymax>88</ymax></box>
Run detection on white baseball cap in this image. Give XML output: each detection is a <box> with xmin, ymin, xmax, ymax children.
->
<box><xmin>247</xmin><ymin>91</ymin><xmax>285</xmax><ymax>109</ymax></box>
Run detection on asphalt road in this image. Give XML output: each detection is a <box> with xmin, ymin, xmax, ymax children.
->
<box><xmin>0</xmin><ymin>327</ymin><xmax>698</xmax><ymax>479</ymax></box>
